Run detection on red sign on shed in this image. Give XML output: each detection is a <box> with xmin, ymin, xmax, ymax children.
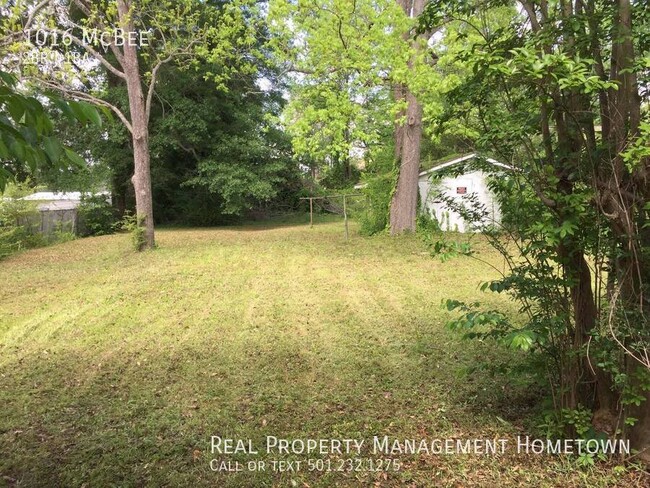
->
<box><xmin>456</xmin><ymin>187</ymin><xmax>467</xmax><ymax>195</ymax></box>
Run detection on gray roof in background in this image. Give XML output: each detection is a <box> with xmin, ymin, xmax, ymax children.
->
<box><xmin>23</xmin><ymin>191</ymin><xmax>83</xmax><ymax>201</ymax></box>
<box><xmin>37</xmin><ymin>201</ymin><xmax>79</xmax><ymax>211</ymax></box>
<box><xmin>13</xmin><ymin>191</ymin><xmax>112</xmax><ymax>211</ymax></box>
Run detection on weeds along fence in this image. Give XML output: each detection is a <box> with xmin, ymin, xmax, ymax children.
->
<box><xmin>0</xmin><ymin>199</ymin><xmax>77</xmax><ymax>259</ymax></box>
<box><xmin>39</xmin><ymin>206</ymin><xmax>77</xmax><ymax>234</ymax></box>
<box><xmin>17</xmin><ymin>204</ymin><xmax>77</xmax><ymax>235</ymax></box>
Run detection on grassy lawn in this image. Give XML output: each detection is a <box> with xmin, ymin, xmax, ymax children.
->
<box><xmin>0</xmin><ymin>218</ymin><xmax>647</xmax><ymax>487</ymax></box>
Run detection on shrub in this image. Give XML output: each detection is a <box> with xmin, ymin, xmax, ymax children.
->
<box><xmin>119</xmin><ymin>212</ymin><xmax>147</xmax><ymax>251</ymax></box>
<box><xmin>78</xmin><ymin>194</ymin><xmax>117</xmax><ymax>237</ymax></box>
<box><xmin>319</xmin><ymin>160</ymin><xmax>361</xmax><ymax>190</ymax></box>
<box><xmin>48</xmin><ymin>223</ymin><xmax>77</xmax><ymax>245</ymax></box>
<box><xmin>0</xmin><ymin>197</ymin><xmax>42</xmax><ymax>259</ymax></box>
<box><xmin>416</xmin><ymin>211</ymin><xmax>441</xmax><ymax>237</ymax></box>
<box><xmin>357</xmin><ymin>146</ymin><xmax>396</xmax><ymax>235</ymax></box>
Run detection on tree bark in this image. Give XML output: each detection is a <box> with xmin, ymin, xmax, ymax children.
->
<box><xmin>117</xmin><ymin>0</ymin><xmax>155</xmax><ymax>249</ymax></box>
<box><xmin>514</xmin><ymin>0</ymin><xmax>649</xmax><ymax>460</ymax></box>
<box><xmin>389</xmin><ymin>89</ymin><xmax>423</xmax><ymax>234</ymax></box>
<box><xmin>601</xmin><ymin>0</ymin><xmax>649</xmax><ymax>461</ymax></box>
<box><xmin>389</xmin><ymin>0</ymin><xmax>425</xmax><ymax>235</ymax></box>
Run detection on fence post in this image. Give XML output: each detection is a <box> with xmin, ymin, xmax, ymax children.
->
<box><xmin>309</xmin><ymin>198</ymin><xmax>313</xmax><ymax>228</ymax></box>
<box><xmin>343</xmin><ymin>194</ymin><xmax>348</xmax><ymax>241</ymax></box>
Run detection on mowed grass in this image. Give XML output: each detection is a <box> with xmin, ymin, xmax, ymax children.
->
<box><xmin>0</xmin><ymin>218</ymin><xmax>647</xmax><ymax>487</ymax></box>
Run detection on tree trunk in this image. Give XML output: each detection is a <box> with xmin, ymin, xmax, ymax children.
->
<box><xmin>117</xmin><ymin>0</ymin><xmax>155</xmax><ymax>249</ymax></box>
<box><xmin>603</xmin><ymin>0</ymin><xmax>649</xmax><ymax>461</ymax></box>
<box><xmin>389</xmin><ymin>0</ymin><xmax>425</xmax><ymax>235</ymax></box>
<box><xmin>516</xmin><ymin>0</ymin><xmax>649</xmax><ymax>460</ymax></box>
<box><xmin>389</xmin><ymin>90</ymin><xmax>423</xmax><ymax>234</ymax></box>
<box><xmin>626</xmin><ymin>369</ymin><xmax>650</xmax><ymax>464</ymax></box>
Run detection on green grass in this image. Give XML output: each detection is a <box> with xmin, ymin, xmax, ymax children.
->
<box><xmin>0</xmin><ymin>218</ymin><xmax>647</xmax><ymax>487</ymax></box>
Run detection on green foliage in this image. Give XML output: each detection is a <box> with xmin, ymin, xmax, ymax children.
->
<box><xmin>269</xmin><ymin>0</ymin><xmax>405</xmax><ymax>158</ymax></box>
<box><xmin>440</xmin><ymin>168</ymin><xmax>603</xmax><ymax>383</ymax></box>
<box><xmin>537</xmin><ymin>406</ymin><xmax>611</xmax><ymax>467</ymax></box>
<box><xmin>416</xmin><ymin>211</ymin><xmax>441</xmax><ymax>237</ymax></box>
<box><xmin>32</xmin><ymin>110</ymin><xmax>113</xmax><ymax>193</ymax></box>
<box><xmin>78</xmin><ymin>195</ymin><xmax>117</xmax><ymax>237</ymax></box>
<box><xmin>48</xmin><ymin>223</ymin><xmax>76</xmax><ymax>246</ymax></box>
<box><xmin>119</xmin><ymin>212</ymin><xmax>147</xmax><ymax>252</ymax></box>
<box><xmin>8</xmin><ymin>0</ymin><xmax>261</xmax><ymax>93</ymax></box>
<box><xmin>0</xmin><ymin>70</ymin><xmax>101</xmax><ymax>192</ymax></box>
<box><xmin>148</xmin><ymin>63</ymin><xmax>300</xmax><ymax>222</ymax></box>
<box><xmin>0</xmin><ymin>193</ymin><xmax>41</xmax><ymax>259</ymax></box>
<box><xmin>621</xmin><ymin>122</ymin><xmax>650</xmax><ymax>172</ymax></box>
<box><xmin>0</xmin><ymin>183</ymin><xmax>86</xmax><ymax>258</ymax></box>
<box><xmin>422</xmin><ymin>0</ymin><xmax>650</xmax><ymax>447</ymax></box>
<box><xmin>429</xmin><ymin>238</ymin><xmax>474</xmax><ymax>262</ymax></box>
<box><xmin>444</xmin><ymin>299</ymin><xmax>532</xmax><ymax>346</ymax></box>
<box><xmin>38</xmin><ymin>33</ymin><xmax>302</xmax><ymax>225</ymax></box>
<box><xmin>593</xmin><ymin>330</ymin><xmax>650</xmax><ymax>411</ymax></box>
<box><xmin>319</xmin><ymin>160</ymin><xmax>361</xmax><ymax>190</ymax></box>
<box><xmin>357</xmin><ymin>145</ymin><xmax>396</xmax><ymax>235</ymax></box>
<box><xmin>268</xmin><ymin>0</ymin><xmax>437</xmax><ymax>187</ymax></box>
<box><xmin>5</xmin><ymin>0</ymin><xmax>271</xmax><ymax>230</ymax></box>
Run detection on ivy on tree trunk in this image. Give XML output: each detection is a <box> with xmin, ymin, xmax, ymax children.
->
<box><xmin>389</xmin><ymin>0</ymin><xmax>426</xmax><ymax>235</ymax></box>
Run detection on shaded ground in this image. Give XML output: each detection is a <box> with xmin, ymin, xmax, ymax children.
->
<box><xmin>0</xmin><ymin>218</ymin><xmax>647</xmax><ymax>487</ymax></box>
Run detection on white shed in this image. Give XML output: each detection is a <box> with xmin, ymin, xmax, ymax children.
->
<box><xmin>418</xmin><ymin>153</ymin><xmax>511</xmax><ymax>233</ymax></box>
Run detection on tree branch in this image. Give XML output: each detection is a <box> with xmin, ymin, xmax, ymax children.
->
<box><xmin>70</xmin><ymin>0</ymin><xmax>126</xmax><ymax>68</ymax></box>
<box><xmin>519</xmin><ymin>1</ymin><xmax>541</xmax><ymax>32</ymax></box>
<box><xmin>0</xmin><ymin>0</ymin><xmax>52</xmax><ymax>48</ymax></box>
<box><xmin>45</xmin><ymin>28</ymin><xmax>127</xmax><ymax>80</ymax></box>
<box><xmin>144</xmin><ymin>37</ymin><xmax>203</xmax><ymax>122</ymax></box>
<box><xmin>145</xmin><ymin>55</ymin><xmax>173</xmax><ymax>123</ymax></box>
<box><xmin>36</xmin><ymin>78</ymin><xmax>133</xmax><ymax>134</ymax></box>
<box><xmin>25</xmin><ymin>0</ymin><xmax>52</xmax><ymax>30</ymax></box>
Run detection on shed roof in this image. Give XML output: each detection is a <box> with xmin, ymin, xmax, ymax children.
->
<box><xmin>419</xmin><ymin>153</ymin><xmax>513</xmax><ymax>178</ymax></box>
<box><xmin>37</xmin><ymin>201</ymin><xmax>78</xmax><ymax>211</ymax></box>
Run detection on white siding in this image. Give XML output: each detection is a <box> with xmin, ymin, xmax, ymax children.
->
<box><xmin>419</xmin><ymin>170</ymin><xmax>500</xmax><ymax>233</ymax></box>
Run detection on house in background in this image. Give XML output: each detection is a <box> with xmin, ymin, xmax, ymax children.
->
<box><xmin>418</xmin><ymin>153</ymin><xmax>512</xmax><ymax>233</ymax></box>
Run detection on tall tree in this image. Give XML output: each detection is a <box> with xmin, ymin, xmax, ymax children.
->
<box><xmin>268</xmin><ymin>0</ymin><xmax>407</xmax><ymax>183</ymax></box>
<box><xmin>388</xmin><ymin>0</ymin><xmax>427</xmax><ymax>234</ymax></box>
<box><xmin>269</xmin><ymin>0</ymin><xmax>434</xmax><ymax>231</ymax></box>
<box><xmin>423</xmin><ymin>0</ymin><xmax>650</xmax><ymax>460</ymax></box>
<box><xmin>4</xmin><ymin>0</ymin><xmax>257</xmax><ymax>249</ymax></box>
<box><xmin>146</xmin><ymin>63</ymin><xmax>300</xmax><ymax>223</ymax></box>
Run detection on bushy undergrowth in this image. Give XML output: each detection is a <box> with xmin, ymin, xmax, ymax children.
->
<box><xmin>78</xmin><ymin>194</ymin><xmax>117</xmax><ymax>237</ymax></box>
<box><xmin>0</xmin><ymin>190</ymin><xmax>43</xmax><ymax>259</ymax></box>
<box><xmin>357</xmin><ymin>146</ymin><xmax>396</xmax><ymax>235</ymax></box>
<box><xmin>119</xmin><ymin>212</ymin><xmax>147</xmax><ymax>251</ymax></box>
